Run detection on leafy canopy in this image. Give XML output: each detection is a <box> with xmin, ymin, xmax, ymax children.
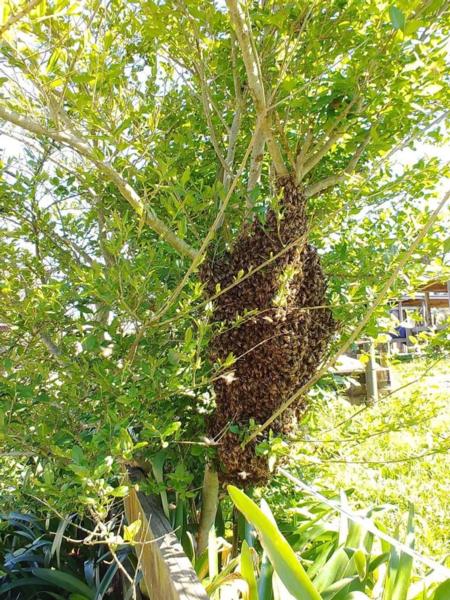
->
<box><xmin>0</xmin><ymin>0</ymin><xmax>448</xmax><ymax>511</ymax></box>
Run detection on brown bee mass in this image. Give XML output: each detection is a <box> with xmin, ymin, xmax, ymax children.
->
<box><xmin>201</xmin><ymin>177</ymin><xmax>335</xmax><ymax>485</ymax></box>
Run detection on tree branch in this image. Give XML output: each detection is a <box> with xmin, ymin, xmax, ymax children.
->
<box><xmin>193</xmin><ymin>57</ymin><xmax>230</xmax><ymax>174</ymax></box>
<box><xmin>38</xmin><ymin>332</ymin><xmax>65</xmax><ymax>363</ymax></box>
<box><xmin>226</xmin><ymin>0</ymin><xmax>288</xmax><ymax>178</ymax></box>
<box><xmin>298</xmin><ymin>97</ymin><xmax>361</xmax><ymax>181</ymax></box>
<box><xmin>0</xmin><ymin>105</ymin><xmax>198</xmax><ymax>259</ymax></box>
<box><xmin>0</xmin><ymin>0</ymin><xmax>43</xmax><ymax>36</ymax></box>
<box><xmin>223</xmin><ymin>103</ymin><xmax>243</xmax><ymax>191</ymax></box>
<box><xmin>304</xmin><ymin>129</ymin><xmax>371</xmax><ymax>198</ymax></box>
<box><xmin>197</xmin><ymin>464</ymin><xmax>219</xmax><ymax>556</ymax></box>
<box><xmin>305</xmin><ymin>174</ymin><xmax>344</xmax><ymax>198</ymax></box>
<box><xmin>223</xmin><ymin>38</ymin><xmax>245</xmax><ymax>192</ymax></box>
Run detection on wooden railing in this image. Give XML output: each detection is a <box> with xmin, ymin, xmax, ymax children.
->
<box><xmin>124</xmin><ymin>488</ymin><xmax>209</xmax><ymax>600</ymax></box>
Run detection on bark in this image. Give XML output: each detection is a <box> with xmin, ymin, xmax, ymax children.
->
<box><xmin>197</xmin><ymin>464</ymin><xmax>219</xmax><ymax>556</ymax></box>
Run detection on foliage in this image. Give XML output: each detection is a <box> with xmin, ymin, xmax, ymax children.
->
<box><xmin>0</xmin><ymin>0</ymin><xmax>449</xmax><ymax>555</ymax></box>
<box><xmin>279</xmin><ymin>358</ymin><xmax>450</xmax><ymax>562</ymax></box>
<box><xmin>0</xmin><ymin>510</ymin><xmax>136</xmax><ymax>599</ymax></box>
<box><xmin>196</xmin><ymin>485</ymin><xmax>450</xmax><ymax>599</ymax></box>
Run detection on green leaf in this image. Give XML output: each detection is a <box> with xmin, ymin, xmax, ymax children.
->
<box><xmin>31</xmin><ymin>568</ymin><xmax>94</xmax><ymax>599</ymax></box>
<box><xmin>273</xmin><ymin>571</ymin><xmax>297</xmax><ymax>600</ymax></box>
<box><xmin>47</xmin><ymin>48</ymin><xmax>66</xmax><ymax>73</ymax></box>
<box><xmin>110</xmin><ymin>485</ymin><xmax>129</xmax><ymax>498</ymax></box>
<box><xmin>0</xmin><ymin>578</ymin><xmax>49</xmax><ymax>595</ymax></box>
<box><xmin>82</xmin><ymin>334</ymin><xmax>100</xmax><ymax>352</ymax></box>
<box><xmin>240</xmin><ymin>540</ymin><xmax>258</xmax><ymax>600</ymax></box>
<box><xmin>123</xmin><ymin>519</ymin><xmax>141</xmax><ymax>542</ymax></box>
<box><xmin>433</xmin><ymin>579</ymin><xmax>450</xmax><ymax>600</ymax></box>
<box><xmin>391</xmin><ymin>506</ymin><xmax>414</xmax><ymax>600</ymax></box>
<box><xmin>150</xmin><ymin>451</ymin><xmax>170</xmax><ymax>518</ymax></box>
<box><xmin>314</xmin><ymin>548</ymin><xmax>349</xmax><ymax>592</ymax></box>
<box><xmin>181</xmin><ymin>166</ymin><xmax>191</xmax><ymax>186</ymax></box>
<box><xmin>50</xmin><ymin>516</ymin><xmax>73</xmax><ymax>569</ymax></box>
<box><xmin>321</xmin><ymin>577</ymin><xmax>356</xmax><ymax>600</ymax></box>
<box><xmin>228</xmin><ymin>486</ymin><xmax>322</xmax><ymax>600</ymax></box>
<box><xmin>389</xmin><ymin>6</ymin><xmax>405</xmax><ymax>30</ymax></box>
<box><xmin>353</xmin><ymin>549</ymin><xmax>367</xmax><ymax>581</ymax></box>
<box><xmin>258</xmin><ymin>552</ymin><xmax>274</xmax><ymax>600</ymax></box>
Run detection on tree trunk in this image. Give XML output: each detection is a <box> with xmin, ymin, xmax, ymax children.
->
<box><xmin>197</xmin><ymin>464</ymin><xmax>219</xmax><ymax>556</ymax></box>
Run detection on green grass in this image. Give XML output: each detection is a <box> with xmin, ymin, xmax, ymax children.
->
<box><xmin>284</xmin><ymin>357</ymin><xmax>450</xmax><ymax>562</ymax></box>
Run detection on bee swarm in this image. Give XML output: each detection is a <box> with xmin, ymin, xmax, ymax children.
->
<box><xmin>201</xmin><ymin>177</ymin><xmax>335</xmax><ymax>485</ymax></box>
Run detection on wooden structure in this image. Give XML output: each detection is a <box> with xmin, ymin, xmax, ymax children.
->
<box><xmin>333</xmin><ymin>345</ymin><xmax>392</xmax><ymax>404</ymax></box>
<box><xmin>394</xmin><ymin>280</ymin><xmax>450</xmax><ymax>324</ymax></box>
<box><xmin>390</xmin><ymin>280</ymin><xmax>450</xmax><ymax>352</ymax></box>
<box><xmin>124</xmin><ymin>488</ymin><xmax>209</xmax><ymax>600</ymax></box>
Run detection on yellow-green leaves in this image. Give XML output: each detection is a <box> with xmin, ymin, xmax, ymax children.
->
<box><xmin>228</xmin><ymin>486</ymin><xmax>322</xmax><ymax>600</ymax></box>
<box><xmin>240</xmin><ymin>540</ymin><xmax>258</xmax><ymax>600</ymax></box>
<box><xmin>123</xmin><ymin>519</ymin><xmax>142</xmax><ymax>543</ymax></box>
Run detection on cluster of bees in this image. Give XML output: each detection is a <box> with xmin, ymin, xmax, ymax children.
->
<box><xmin>201</xmin><ymin>177</ymin><xmax>335</xmax><ymax>485</ymax></box>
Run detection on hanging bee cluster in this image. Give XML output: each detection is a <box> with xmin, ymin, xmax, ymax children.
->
<box><xmin>201</xmin><ymin>177</ymin><xmax>335</xmax><ymax>485</ymax></box>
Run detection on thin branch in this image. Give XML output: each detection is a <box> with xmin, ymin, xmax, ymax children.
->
<box><xmin>38</xmin><ymin>332</ymin><xmax>65</xmax><ymax>363</ymax></box>
<box><xmin>295</xmin><ymin>126</ymin><xmax>314</xmax><ymax>177</ymax></box>
<box><xmin>305</xmin><ymin>174</ymin><xmax>343</xmax><ymax>198</ymax></box>
<box><xmin>298</xmin><ymin>97</ymin><xmax>361</xmax><ymax>181</ymax></box>
<box><xmin>223</xmin><ymin>103</ymin><xmax>243</xmax><ymax>191</ymax></box>
<box><xmin>344</xmin><ymin>129</ymin><xmax>371</xmax><ymax>172</ymax></box>
<box><xmin>0</xmin><ymin>0</ymin><xmax>43</xmax><ymax>36</ymax></box>
<box><xmin>304</xmin><ymin>129</ymin><xmax>371</xmax><ymax>198</ymax></box>
<box><xmin>226</xmin><ymin>0</ymin><xmax>288</xmax><ymax>178</ymax></box>
<box><xmin>0</xmin><ymin>105</ymin><xmax>198</xmax><ymax>259</ymax></box>
<box><xmin>244</xmin><ymin>188</ymin><xmax>450</xmax><ymax>445</ymax></box>
<box><xmin>192</xmin><ymin>57</ymin><xmax>230</xmax><ymax>174</ymax></box>
<box><xmin>224</xmin><ymin>37</ymin><xmax>245</xmax><ymax>191</ymax></box>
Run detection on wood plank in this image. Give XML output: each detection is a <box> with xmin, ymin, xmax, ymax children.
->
<box><xmin>124</xmin><ymin>488</ymin><xmax>209</xmax><ymax>600</ymax></box>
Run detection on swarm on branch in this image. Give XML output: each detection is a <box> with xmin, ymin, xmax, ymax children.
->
<box><xmin>201</xmin><ymin>177</ymin><xmax>335</xmax><ymax>485</ymax></box>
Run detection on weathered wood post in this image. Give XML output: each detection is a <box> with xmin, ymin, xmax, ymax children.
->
<box><xmin>124</xmin><ymin>488</ymin><xmax>209</xmax><ymax>600</ymax></box>
<box><xmin>424</xmin><ymin>291</ymin><xmax>432</xmax><ymax>326</ymax></box>
<box><xmin>365</xmin><ymin>341</ymin><xmax>378</xmax><ymax>404</ymax></box>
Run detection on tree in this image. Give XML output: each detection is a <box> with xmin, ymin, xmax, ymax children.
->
<box><xmin>0</xmin><ymin>0</ymin><xmax>448</xmax><ymax>536</ymax></box>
